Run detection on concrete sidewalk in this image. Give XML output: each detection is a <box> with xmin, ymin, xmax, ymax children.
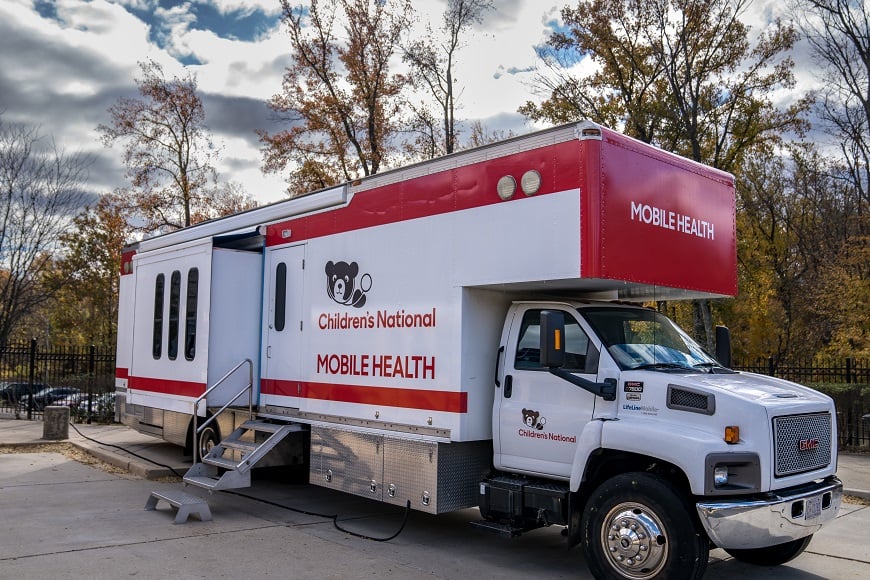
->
<box><xmin>0</xmin><ymin>414</ymin><xmax>191</xmax><ymax>479</ymax></box>
<box><xmin>1</xmin><ymin>414</ymin><xmax>869</xmax><ymax>498</ymax></box>
<box><xmin>1</xmin><ymin>415</ymin><xmax>869</xmax><ymax>579</ymax></box>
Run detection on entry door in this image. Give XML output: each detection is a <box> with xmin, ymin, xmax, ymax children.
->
<box><xmin>263</xmin><ymin>245</ymin><xmax>306</xmax><ymax>383</ymax></box>
<box><xmin>496</xmin><ymin>306</ymin><xmax>598</xmax><ymax>478</ymax></box>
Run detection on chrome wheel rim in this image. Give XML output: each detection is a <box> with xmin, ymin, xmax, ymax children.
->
<box><xmin>600</xmin><ymin>502</ymin><xmax>668</xmax><ymax>579</ymax></box>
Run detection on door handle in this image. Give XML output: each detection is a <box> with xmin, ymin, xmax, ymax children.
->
<box><xmin>504</xmin><ymin>375</ymin><xmax>513</xmax><ymax>398</ymax></box>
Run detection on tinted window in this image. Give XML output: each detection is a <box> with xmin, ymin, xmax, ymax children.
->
<box><xmin>274</xmin><ymin>262</ymin><xmax>287</xmax><ymax>332</ymax></box>
<box><xmin>168</xmin><ymin>270</ymin><xmax>181</xmax><ymax>360</ymax></box>
<box><xmin>152</xmin><ymin>274</ymin><xmax>164</xmax><ymax>359</ymax></box>
<box><xmin>184</xmin><ymin>268</ymin><xmax>198</xmax><ymax>361</ymax></box>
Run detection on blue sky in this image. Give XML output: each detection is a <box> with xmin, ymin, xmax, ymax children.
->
<box><xmin>0</xmin><ymin>0</ymin><xmax>802</xmax><ymax>205</ymax></box>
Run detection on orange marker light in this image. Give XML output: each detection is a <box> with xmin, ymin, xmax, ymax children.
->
<box><xmin>724</xmin><ymin>425</ymin><xmax>740</xmax><ymax>444</ymax></box>
<box><xmin>554</xmin><ymin>329</ymin><xmax>561</xmax><ymax>350</ymax></box>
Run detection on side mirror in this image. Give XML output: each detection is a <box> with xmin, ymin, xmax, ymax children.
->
<box><xmin>715</xmin><ymin>325</ymin><xmax>732</xmax><ymax>368</ymax></box>
<box><xmin>540</xmin><ymin>310</ymin><xmax>565</xmax><ymax>368</ymax></box>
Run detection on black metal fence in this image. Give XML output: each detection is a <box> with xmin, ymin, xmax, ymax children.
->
<box><xmin>733</xmin><ymin>357</ymin><xmax>870</xmax><ymax>450</ymax></box>
<box><xmin>0</xmin><ymin>340</ymin><xmax>116</xmax><ymax>422</ymax></box>
<box><xmin>1</xmin><ymin>341</ymin><xmax>867</xmax><ymax>448</ymax></box>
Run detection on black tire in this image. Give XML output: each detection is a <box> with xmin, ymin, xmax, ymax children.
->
<box><xmin>581</xmin><ymin>472</ymin><xmax>709</xmax><ymax>580</ymax></box>
<box><xmin>725</xmin><ymin>535</ymin><xmax>812</xmax><ymax>566</ymax></box>
<box><xmin>195</xmin><ymin>422</ymin><xmax>220</xmax><ymax>460</ymax></box>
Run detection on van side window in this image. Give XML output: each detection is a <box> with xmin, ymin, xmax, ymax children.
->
<box><xmin>168</xmin><ymin>270</ymin><xmax>181</xmax><ymax>360</ymax></box>
<box><xmin>515</xmin><ymin>309</ymin><xmax>592</xmax><ymax>372</ymax></box>
<box><xmin>184</xmin><ymin>268</ymin><xmax>198</xmax><ymax>361</ymax></box>
<box><xmin>152</xmin><ymin>274</ymin><xmax>165</xmax><ymax>359</ymax></box>
<box><xmin>274</xmin><ymin>262</ymin><xmax>287</xmax><ymax>332</ymax></box>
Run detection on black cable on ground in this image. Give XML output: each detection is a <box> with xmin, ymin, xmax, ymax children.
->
<box><xmin>67</xmin><ymin>421</ymin><xmax>412</xmax><ymax>542</ymax></box>
<box><xmin>224</xmin><ymin>490</ymin><xmax>412</xmax><ymax>541</ymax></box>
<box><xmin>332</xmin><ymin>499</ymin><xmax>412</xmax><ymax>541</ymax></box>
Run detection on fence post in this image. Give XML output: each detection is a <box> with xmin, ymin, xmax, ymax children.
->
<box><xmin>767</xmin><ymin>356</ymin><xmax>775</xmax><ymax>377</ymax></box>
<box><xmin>846</xmin><ymin>357</ymin><xmax>853</xmax><ymax>385</ymax></box>
<box><xmin>27</xmin><ymin>338</ymin><xmax>37</xmax><ymax>421</ymax></box>
<box><xmin>88</xmin><ymin>345</ymin><xmax>95</xmax><ymax>425</ymax></box>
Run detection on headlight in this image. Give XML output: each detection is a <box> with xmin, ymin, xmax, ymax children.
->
<box><xmin>705</xmin><ymin>453</ymin><xmax>761</xmax><ymax>495</ymax></box>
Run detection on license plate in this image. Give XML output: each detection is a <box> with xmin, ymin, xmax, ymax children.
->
<box><xmin>805</xmin><ymin>495</ymin><xmax>822</xmax><ymax>520</ymax></box>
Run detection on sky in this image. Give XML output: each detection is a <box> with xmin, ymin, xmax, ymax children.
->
<box><xmin>0</xmin><ymin>0</ymin><xmax>805</xmax><ymax>206</ymax></box>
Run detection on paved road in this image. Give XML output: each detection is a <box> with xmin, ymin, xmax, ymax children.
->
<box><xmin>0</xmin><ymin>448</ymin><xmax>868</xmax><ymax>579</ymax></box>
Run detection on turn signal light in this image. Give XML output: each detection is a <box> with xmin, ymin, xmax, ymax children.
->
<box><xmin>724</xmin><ymin>425</ymin><xmax>740</xmax><ymax>444</ymax></box>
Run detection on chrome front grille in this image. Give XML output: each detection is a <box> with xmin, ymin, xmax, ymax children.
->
<box><xmin>773</xmin><ymin>413</ymin><xmax>832</xmax><ymax>477</ymax></box>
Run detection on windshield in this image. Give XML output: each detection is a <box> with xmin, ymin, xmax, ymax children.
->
<box><xmin>580</xmin><ymin>307</ymin><xmax>721</xmax><ymax>372</ymax></box>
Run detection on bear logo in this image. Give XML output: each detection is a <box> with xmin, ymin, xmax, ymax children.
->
<box><xmin>325</xmin><ymin>261</ymin><xmax>372</xmax><ymax>308</ymax></box>
<box><xmin>521</xmin><ymin>408</ymin><xmax>547</xmax><ymax>430</ymax></box>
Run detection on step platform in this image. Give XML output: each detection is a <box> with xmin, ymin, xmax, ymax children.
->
<box><xmin>145</xmin><ymin>489</ymin><xmax>212</xmax><ymax>524</ymax></box>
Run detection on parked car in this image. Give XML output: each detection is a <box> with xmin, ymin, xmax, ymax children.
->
<box><xmin>0</xmin><ymin>382</ymin><xmax>51</xmax><ymax>406</ymax></box>
<box><xmin>67</xmin><ymin>391</ymin><xmax>116</xmax><ymax>422</ymax></box>
<box><xmin>18</xmin><ymin>387</ymin><xmax>82</xmax><ymax>411</ymax></box>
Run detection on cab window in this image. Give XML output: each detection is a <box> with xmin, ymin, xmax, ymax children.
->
<box><xmin>514</xmin><ymin>309</ymin><xmax>594</xmax><ymax>372</ymax></box>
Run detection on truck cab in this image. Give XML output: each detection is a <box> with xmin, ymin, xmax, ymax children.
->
<box><xmin>483</xmin><ymin>300</ymin><xmax>841</xmax><ymax>579</ymax></box>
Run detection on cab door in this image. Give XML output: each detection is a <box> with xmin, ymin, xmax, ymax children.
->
<box><xmin>495</xmin><ymin>305</ymin><xmax>599</xmax><ymax>478</ymax></box>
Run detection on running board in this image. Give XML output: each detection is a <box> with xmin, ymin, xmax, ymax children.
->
<box><xmin>183</xmin><ymin>420</ymin><xmax>304</xmax><ymax>491</ymax></box>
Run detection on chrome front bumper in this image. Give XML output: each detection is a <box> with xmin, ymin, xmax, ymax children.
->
<box><xmin>696</xmin><ymin>476</ymin><xmax>842</xmax><ymax>549</ymax></box>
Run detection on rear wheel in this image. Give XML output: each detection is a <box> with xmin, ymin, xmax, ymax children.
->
<box><xmin>725</xmin><ymin>535</ymin><xmax>812</xmax><ymax>566</ymax></box>
<box><xmin>582</xmin><ymin>472</ymin><xmax>708</xmax><ymax>580</ymax></box>
<box><xmin>197</xmin><ymin>423</ymin><xmax>219</xmax><ymax>459</ymax></box>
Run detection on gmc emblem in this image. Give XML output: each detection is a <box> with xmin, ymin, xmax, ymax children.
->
<box><xmin>799</xmin><ymin>439</ymin><xmax>820</xmax><ymax>451</ymax></box>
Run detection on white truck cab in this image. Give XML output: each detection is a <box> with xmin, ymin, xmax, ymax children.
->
<box><xmin>481</xmin><ymin>301</ymin><xmax>840</xmax><ymax>578</ymax></box>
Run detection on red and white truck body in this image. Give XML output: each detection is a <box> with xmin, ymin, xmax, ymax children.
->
<box><xmin>116</xmin><ymin>122</ymin><xmax>841</xmax><ymax>579</ymax></box>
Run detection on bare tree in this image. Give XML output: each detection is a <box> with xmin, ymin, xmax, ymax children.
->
<box><xmin>794</xmin><ymin>0</ymin><xmax>869</xmax><ymax>220</ymax></box>
<box><xmin>0</xmin><ymin>116</ymin><xmax>90</xmax><ymax>344</ymax></box>
<box><xmin>98</xmin><ymin>60</ymin><xmax>222</xmax><ymax>232</ymax></box>
<box><xmin>403</xmin><ymin>0</ymin><xmax>493</xmax><ymax>156</ymax></box>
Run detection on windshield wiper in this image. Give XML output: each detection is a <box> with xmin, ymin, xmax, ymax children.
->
<box><xmin>630</xmin><ymin>362</ymin><xmax>694</xmax><ymax>372</ymax></box>
<box><xmin>693</xmin><ymin>362</ymin><xmax>737</xmax><ymax>374</ymax></box>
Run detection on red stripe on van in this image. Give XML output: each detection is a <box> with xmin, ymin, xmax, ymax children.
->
<box><xmin>128</xmin><ymin>375</ymin><xmax>206</xmax><ymax>398</ymax></box>
<box><xmin>261</xmin><ymin>379</ymin><xmax>468</xmax><ymax>413</ymax></box>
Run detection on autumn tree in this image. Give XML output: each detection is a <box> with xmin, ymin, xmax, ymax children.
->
<box><xmin>260</xmin><ymin>0</ymin><xmax>412</xmax><ymax>195</ymax></box>
<box><xmin>523</xmin><ymin>0</ymin><xmax>808</xmax><ymax>352</ymax></box>
<box><xmin>99</xmin><ymin>60</ymin><xmax>231</xmax><ymax>232</ymax></box>
<box><xmin>403</xmin><ymin>0</ymin><xmax>493</xmax><ymax>157</ymax></box>
<box><xmin>0</xmin><ymin>116</ymin><xmax>90</xmax><ymax>345</ymax></box>
<box><xmin>519</xmin><ymin>0</ymin><xmax>668</xmax><ymax>143</ymax></box>
<box><xmin>45</xmin><ymin>192</ymin><xmax>131</xmax><ymax>347</ymax></box>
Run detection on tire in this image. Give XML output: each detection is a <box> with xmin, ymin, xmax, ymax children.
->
<box><xmin>725</xmin><ymin>535</ymin><xmax>812</xmax><ymax>566</ymax></box>
<box><xmin>581</xmin><ymin>472</ymin><xmax>709</xmax><ymax>580</ymax></box>
<box><xmin>194</xmin><ymin>422</ymin><xmax>220</xmax><ymax>460</ymax></box>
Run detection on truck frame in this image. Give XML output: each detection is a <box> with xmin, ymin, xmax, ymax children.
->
<box><xmin>116</xmin><ymin>121</ymin><xmax>842</xmax><ymax>579</ymax></box>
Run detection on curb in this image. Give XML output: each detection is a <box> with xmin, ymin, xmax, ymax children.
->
<box><xmin>844</xmin><ymin>487</ymin><xmax>870</xmax><ymax>502</ymax></box>
<box><xmin>70</xmin><ymin>439</ymin><xmax>182</xmax><ymax>480</ymax></box>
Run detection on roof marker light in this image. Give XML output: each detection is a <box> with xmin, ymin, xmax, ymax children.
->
<box><xmin>521</xmin><ymin>170</ymin><xmax>541</xmax><ymax>196</ymax></box>
<box><xmin>497</xmin><ymin>175</ymin><xmax>516</xmax><ymax>200</ymax></box>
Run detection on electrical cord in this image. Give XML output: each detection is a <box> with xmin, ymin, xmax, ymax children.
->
<box><xmin>67</xmin><ymin>420</ymin><xmax>413</xmax><ymax>541</ymax></box>
<box><xmin>68</xmin><ymin>420</ymin><xmax>186</xmax><ymax>478</ymax></box>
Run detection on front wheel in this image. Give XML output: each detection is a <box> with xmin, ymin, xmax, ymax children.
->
<box><xmin>725</xmin><ymin>535</ymin><xmax>812</xmax><ymax>566</ymax></box>
<box><xmin>581</xmin><ymin>472</ymin><xmax>709</xmax><ymax>580</ymax></box>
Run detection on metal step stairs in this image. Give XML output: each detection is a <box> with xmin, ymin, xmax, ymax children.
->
<box><xmin>145</xmin><ymin>489</ymin><xmax>212</xmax><ymax>524</ymax></box>
<box><xmin>183</xmin><ymin>420</ymin><xmax>303</xmax><ymax>492</ymax></box>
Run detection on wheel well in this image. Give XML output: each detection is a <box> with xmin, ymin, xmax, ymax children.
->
<box><xmin>574</xmin><ymin>449</ymin><xmax>693</xmax><ymax>514</ymax></box>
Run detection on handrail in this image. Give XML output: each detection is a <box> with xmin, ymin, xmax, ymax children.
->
<box><xmin>192</xmin><ymin>358</ymin><xmax>253</xmax><ymax>464</ymax></box>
